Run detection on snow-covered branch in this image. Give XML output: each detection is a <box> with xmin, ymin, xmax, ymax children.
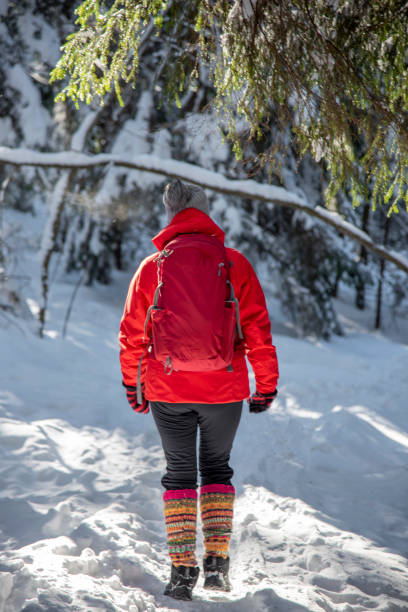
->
<box><xmin>0</xmin><ymin>145</ymin><xmax>407</xmax><ymax>275</ymax></box>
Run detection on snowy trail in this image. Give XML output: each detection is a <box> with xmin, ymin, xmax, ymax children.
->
<box><xmin>1</xmin><ymin>272</ymin><xmax>408</xmax><ymax>611</ymax></box>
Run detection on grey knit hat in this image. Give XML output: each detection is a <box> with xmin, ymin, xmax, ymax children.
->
<box><xmin>163</xmin><ymin>179</ymin><xmax>210</xmax><ymax>222</ymax></box>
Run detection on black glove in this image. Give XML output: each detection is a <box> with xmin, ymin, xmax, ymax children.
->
<box><xmin>123</xmin><ymin>382</ymin><xmax>149</xmax><ymax>414</ymax></box>
<box><xmin>248</xmin><ymin>389</ymin><xmax>277</xmax><ymax>413</ymax></box>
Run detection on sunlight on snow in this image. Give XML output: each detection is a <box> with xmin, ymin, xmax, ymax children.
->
<box><xmin>347</xmin><ymin>406</ymin><xmax>408</xmax><ymax>449</ymax></box>
<box><xmin>285</xmin><ymin>394</ymin><xmax>322</xmax><ymax>419</ymax></box>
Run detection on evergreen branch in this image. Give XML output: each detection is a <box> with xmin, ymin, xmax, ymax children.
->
<box><xmin>48</xmin><ymin>1</ymin><xmax>408</xmax><ymax>212</ymax></box>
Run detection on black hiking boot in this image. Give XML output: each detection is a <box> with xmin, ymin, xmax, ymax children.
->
<box><xmin>163</xmin><ymin>564</ymin><xmax>200</xmax><ymax>601</ymax></box>
<box><xmin>203</xmin><ymin>555</ymin><xmax>231</xmax><ymax>591</ymax></box>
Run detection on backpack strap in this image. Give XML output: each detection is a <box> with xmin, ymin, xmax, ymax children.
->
<box><xmin>138</xmin><ymin>276</ymin><xmax>165</xmax><ymax>404</ymax></box>
<box><xmin>227</xmin><ymin>279</ymin><xmax>244</xmax><ymax>340</ymax></box>
<box><xmin>144</xmin><ymin>247</ymin><xmax>173</xmax><ymax>339</ymax></box>
<box><xmin>136</xmin><ymin>348</ymin><xmax>147</xmax><ymax>405</ymax></box>
<box><xmin>143</xmin><ymin>281</ymin><xmax>163</xmax><ymax>339</ymax></box>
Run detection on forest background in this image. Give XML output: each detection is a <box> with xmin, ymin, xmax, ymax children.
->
<box><xmin>1</xmin><ymin>0</ymin><xmax>407</xmax><ymax>340</ymax></box>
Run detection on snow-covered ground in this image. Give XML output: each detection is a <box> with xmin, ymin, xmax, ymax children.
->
<box><xmin>0</xmin><ymin>211</ymin><xmax>407</xmax><ymax>611</ymax></box>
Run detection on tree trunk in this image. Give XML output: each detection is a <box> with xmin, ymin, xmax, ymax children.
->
<box><xmin>355</xmin><ymin>201</ymin><xmax>370</xmax><ymax>310</ymax></box>
<box><xmin>332</xmin><ymin>261</ymin><xmax>342</xmax><ymax>298</ymax></box>
<box><xmin>38</xmin><ymin>170</ymin><xmax>74</xmax><ymax>337</ymax></box>
<box><xmin>375</xmin><ymin>216</ymin><xmax>391</xmax><ymax>330</ymax></box>
<box><xmin>37</xmin><ymin>111</ymin><xmax>101</xmax><ymax>336</ymax></box>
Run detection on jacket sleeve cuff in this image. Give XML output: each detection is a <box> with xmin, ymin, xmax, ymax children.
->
<box><xmin>122</xmin><ymin>381</ymin><xmax>137</xmax><ymax>392</ymax></box>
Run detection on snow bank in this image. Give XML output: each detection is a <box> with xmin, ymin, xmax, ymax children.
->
<box><xmin>0</xmin><ymin>209</ymin><xmax>407</xmax><ymax>610</ymax></box>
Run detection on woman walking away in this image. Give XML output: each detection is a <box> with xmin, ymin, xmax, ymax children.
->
<box><xmin>119</xmin><ymin>179</ymin><xmax>279</xmax><ymax>601</ymax></box>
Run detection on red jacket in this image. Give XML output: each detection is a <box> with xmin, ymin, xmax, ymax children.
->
<box><xmin>119</xmin><ymin>208</ymin><xmax>279</xmax><ymax>403</ymax></box>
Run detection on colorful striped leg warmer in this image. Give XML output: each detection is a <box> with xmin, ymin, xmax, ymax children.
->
<box><xmin>163</xmin><ymin>489</ymin><xmax>198</xmax><ymax>567</ymax></box>
<box><xmin>200</xmin><ymin>484</ymin><xmax>235</xmax><ymax>558</ymax></box>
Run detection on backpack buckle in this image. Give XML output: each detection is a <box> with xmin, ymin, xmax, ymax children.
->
<box><xmin>164</xmin><ymin>355</ymin><xmax>174</xmax><ymax>375</ymax></box>
<box><xmin>154</xmin><ymin>248</ymin><xmax>174</xmax><ymax>264</ymax></box>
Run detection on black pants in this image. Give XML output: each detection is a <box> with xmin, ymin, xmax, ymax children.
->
<box><xmin>150</xmin><ymin>401</ymin><xmax>242</xmax><ymax>490</ymax></box>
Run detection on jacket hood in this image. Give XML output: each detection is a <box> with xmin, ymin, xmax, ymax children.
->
<box><xmin>152</xmin><ymin>207</ymin><xmax>225</xmax><ymax>251</ymax></box>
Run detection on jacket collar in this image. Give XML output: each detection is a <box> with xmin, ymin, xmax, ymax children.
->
<box><xmin>152</xmin><ymin>208</ymin><xmax>225</xmax><ymax>251</ymax></box>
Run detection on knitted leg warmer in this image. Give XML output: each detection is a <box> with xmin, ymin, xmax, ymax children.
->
<box><xmin>200</xmin><ymin>484</ymin><xmax>235</xmax><ymax>558</ymax></box>
<box><xmin>163</xmin><ymin>489</ymin><xmax>198</xmax><ymax>567</ymax></box>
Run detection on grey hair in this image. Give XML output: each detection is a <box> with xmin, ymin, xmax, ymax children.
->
<box><xmin>163</xmin><ymin>179</ymin><xmax>210</xmax><ymax>221</ymax></box>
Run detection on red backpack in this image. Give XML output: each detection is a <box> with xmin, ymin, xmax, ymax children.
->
<box><xmin>143</xmin><ymin>233</ymin><xmax>243</xmax><ymax>377</ymax></box>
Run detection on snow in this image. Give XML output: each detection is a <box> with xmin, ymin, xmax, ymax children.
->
<box><xmin>179</xmin><ymin>113</ymin><xmax>230</xmax><ymax>168</ymax></box>
<box><xmin>6</xmin><ymin>65</ymin><xmax>51</xmax><ymax>148</ymax></box>
<box><xmin>0</xmin><ymin>209</ymin><xmax>408</xmax><ymax>611</ymax></box>
<box><xmin>16</xmin><ymin>11</ymin><xmax>61</xmax><ymax>68</ymax></box>
<box><xmin>314</xmin><ymin>206</ymin><xmax>373</xmax><ymax>244</ymax></box>
<box><xmin>71</xmin><ymin>112</ymin><xmax>98</xmax><ymax>152</ymax></box>
<box><xmin>224</xmin><ymin>204</ymin><xmax>243</xmax><ymax>239</ymax></box>
<box><xmin>0</xmin><ymin>118</ymin><xmax>16</xmax><ymax>148</ymax></box>
<box><xmin>96</xmin><ymin>91</ymin><xmax>165</xmax><ymax>207</ymax></box>
<box><xmin>242</xmin><ymin>0</ymin><xmax>257</xmax><ymax>20</ymax></box>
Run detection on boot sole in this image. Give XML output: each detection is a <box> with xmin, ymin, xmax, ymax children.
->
<box><xmin>203</xmin><ymin>578</ymin><xmax>231</xmax><ymax>592</ymax></box>
<box><xmin>204</xmin><ymin>585</ymin><xmax>231</xmax><ymax>592</ymax></box>
<box><xmin>164</xmin><ymin>588</ymin><xmax>193</xmax><ymax>601</ymax></box>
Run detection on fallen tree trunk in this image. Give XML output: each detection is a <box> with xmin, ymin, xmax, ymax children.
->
<box><xmin>0</xmin><ymin>145</ymin><xmax>407</xmax><ymax>275</ymax></box>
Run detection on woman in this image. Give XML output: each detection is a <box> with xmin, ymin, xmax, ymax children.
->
<box><xmin>119</xmin><ymin>179</ymin><xmax>279</xmax><ymax>601</ymax></box>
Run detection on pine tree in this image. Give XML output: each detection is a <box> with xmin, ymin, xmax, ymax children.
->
<box><xmin>51</xmin><ymin>0</ymin><xmax>408</xmax><ymax>215</ymax></box>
